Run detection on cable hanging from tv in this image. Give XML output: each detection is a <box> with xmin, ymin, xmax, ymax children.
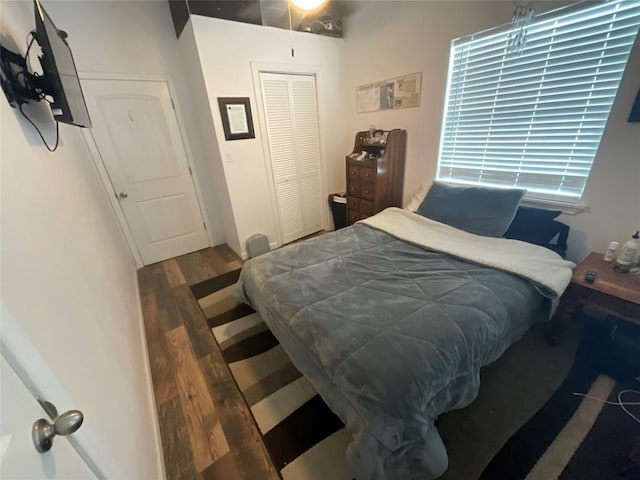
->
<box><xmin>18</xmin><ymin>103</ymin><xmax>60</xmax><ymax>152</ymax></box>
<box><xmin>0</xmin><ymin>0</ymin><xmax>92</xmax><ymax>152</ymax></box>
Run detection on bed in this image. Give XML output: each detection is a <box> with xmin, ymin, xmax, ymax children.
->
<box><xmin>236</xmin><ymin>185</ymin><xmax>575</xmax><ymax>479</ymax></box>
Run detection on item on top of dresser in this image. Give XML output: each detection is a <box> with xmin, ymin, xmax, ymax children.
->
<box><xmin>603</xmin><ymin>241</ymin><xmax>619</xmax><ymax>261</ymax></box>
<box><xmin>616</xmin><ymin>231</ymin><xmax>639</xmax><ymax>266</ymax></box>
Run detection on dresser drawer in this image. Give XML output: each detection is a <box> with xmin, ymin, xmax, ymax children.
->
<box><xmin>348</xmin><ymin>166</ymin><xmax>360</xmax><ymax>180</ymax></box>
<box><xmin>360</xmin><ymin>167</ymin><xmax>375</xmax><ymax>182</ymax></box>
<box><xmin>347</xmin><ymin>165</ymin><xmax>376</xmax><ymax>182</ymax></box>
<box><xmin>359</xmin><ymin>199</ymin><xmax>374</xmax><ymax>215</ymax></box>
<box><xmin>348</xmin><ymin>209</ymin><xmax>366</xmax><ymax>224</ymax></box>
<box><xmin>347</xmin><ymin>196</ymin><xmax>360</xmax><ymax>211</ymax></box>
<box><xmin>348</xmin><ymin>182</ymin><xmax>361</xmax><ymax>197</ymax></box>
<box><xmin>360</xmin><ymin>182</ymin><xmax>375</xmax><ymax>201</ymax></box>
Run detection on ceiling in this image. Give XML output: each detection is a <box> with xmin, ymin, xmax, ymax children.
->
<box><xmin>172</xmin><ymin>0</ymin><xmax>362</xmax><ymax>35</ymax></box>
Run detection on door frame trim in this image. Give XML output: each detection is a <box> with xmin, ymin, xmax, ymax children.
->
<box><xmin>79</xmin><ymin>72</ymin><xmax>214</xmax><ymax>266</ymax></box>
<box><xmin>250</xmin><ymin>62</ymin><xmax>330</xmax><ymax>248</ymax></box>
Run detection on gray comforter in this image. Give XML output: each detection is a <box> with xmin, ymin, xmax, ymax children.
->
<box><xmin>236</xmin><ymin>223</ymin><xmax>549</xmax><ymax>479</ymax></box>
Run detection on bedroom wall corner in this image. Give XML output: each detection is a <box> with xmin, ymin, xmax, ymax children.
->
<box><xmin>177</xmin><ymin>19</ymin><xmax>241</xmax><ymax>255</ymax></box>
<box><xmin>190</xmin><ymin>15</ymin><xmax>349</xmax><ymax>257</ymax></box>
<box><xmin>341</xmin><ymin>1</ymin><xmax>513</xmax><ymax>207</ymax></box>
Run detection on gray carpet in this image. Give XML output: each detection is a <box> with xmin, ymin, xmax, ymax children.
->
<box><xmin>438</xmin><ymin>320</ymin><xmax>581</xmax><ymax>480</ymax></box>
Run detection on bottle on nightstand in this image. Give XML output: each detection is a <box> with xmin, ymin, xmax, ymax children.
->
<box><xmin>616</xmin><ymin>230</ymin><xmax>639</xmax><ymax>266</ymax></box>
<box><xmin>603</xmin><ymin>241</ymin><xmax>619</xmax><ymax>261</ymax></box>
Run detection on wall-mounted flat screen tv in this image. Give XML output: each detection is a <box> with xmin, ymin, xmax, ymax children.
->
<box><xmin>34</xmin><ymin>0</ymin><xmax>91</xmax><ymax>127</ymax></box>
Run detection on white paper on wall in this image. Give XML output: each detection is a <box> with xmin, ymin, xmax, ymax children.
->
<box><xmin>356</xmin><ymin>72</ymin><xmax>422</xmax><ymax>113</ymax></box>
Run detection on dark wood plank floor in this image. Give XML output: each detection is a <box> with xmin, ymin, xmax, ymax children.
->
<box><xmin>138</xmin><ymin>245</ymin><xmax>280</xmax><ymax>480</ymax></box>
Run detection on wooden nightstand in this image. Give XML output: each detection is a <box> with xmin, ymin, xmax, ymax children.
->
<box><xmin>550</xmin><ymin>252</ymin><xmax>640</xmax><ymax>344</ymax></box>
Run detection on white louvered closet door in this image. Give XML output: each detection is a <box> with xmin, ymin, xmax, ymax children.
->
<box><xmin>260</xmin><ymin>73</ymin><xmax>323</xmax><ymax>244</ymax></box>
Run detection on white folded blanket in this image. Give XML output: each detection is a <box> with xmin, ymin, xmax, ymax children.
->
<box><xmin>360</xmin><ymin>207</ymin><xmax>575</xmax><ymax>299</ymax></box>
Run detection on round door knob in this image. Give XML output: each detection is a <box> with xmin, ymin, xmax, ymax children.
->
<box><xmin>33</xmin><ymin>409</ymin><xmax>84</xmax><ymax>453</ymax></box>
<box><xmin>118</xmin><ymin>191</ymin><xmax>128</xmax><ymax>199</ymax></box>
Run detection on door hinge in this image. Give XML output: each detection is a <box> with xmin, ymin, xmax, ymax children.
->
<box><xmin>203</xmin><ymin>222</ymin><xmax>207</xmax><ymax>230</ymax></box>
<box><xmin>170</xmin><ymin>97</ymin><xmax>175</xmax><ymax>110</ymax></box>
<box><xmin>188</xmin><ymin>166</ymin><xmax>192</xmax><ymax>175</ymax></box>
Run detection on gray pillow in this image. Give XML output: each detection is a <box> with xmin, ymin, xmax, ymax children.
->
<box><xmin>416</xmin><ymin>182</ymin><xmax>524</xmax><ymax>237</ymax></box>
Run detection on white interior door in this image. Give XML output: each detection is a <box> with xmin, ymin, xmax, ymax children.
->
<box><xmin>82</xmin><ymin>79</ymin><xmax>209</xmax><ymax>265</ymax></box>
<box><xmin>0</xmin><ymin>354</ymin><xmax>96</xmax><ymax>480</ymax></box>
<box><xmin>260</xmin><ymin>73</ymin><xmax>323</xmax><ymax>244</ymax></box>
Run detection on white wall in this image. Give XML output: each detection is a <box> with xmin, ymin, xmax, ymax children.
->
<box><xmin>0</xmin><ymin>1</ymin><xmax>164</xmax><ymax>478</ymax></box>
<box><xmin>178</xmin><ymin>20</ymin><xmax>241</xmax><ymax>255</ymax></box>
<box><xmin>190</xmin><ymin>15</ymin><xmax>348</xmax><ymax>257</ymax></box>
<box><xmin>46</xmin><ymin>0</ymin><xmax>226</xmax><ymax>246</ymax></box>
<box><xmin>343</xmin><ymin>0</ymin><xmax>640</xmax><ymax>262</ymax></box>
<box><xmin>559</xmin><ymin>34</ymin><xmax>640</xmax><ymax>261</ymax></box>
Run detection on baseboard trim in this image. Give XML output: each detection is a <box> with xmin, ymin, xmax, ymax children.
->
<box><xmin>133</xmin><ymin>269</ymin><xmax>167</xmax><ymax>480</ymax></box>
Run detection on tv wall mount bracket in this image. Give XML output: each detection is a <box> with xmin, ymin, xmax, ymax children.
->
<box><xmin>1</xmin><ymin>32</ymin><xmax>55</xmax><ymax>107</ymax></box>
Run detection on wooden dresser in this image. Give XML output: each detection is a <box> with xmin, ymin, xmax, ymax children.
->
<box><xmin>346</xmin><ymin>129</ymin><xmax>407</xmax><ymax>225</ymax></box>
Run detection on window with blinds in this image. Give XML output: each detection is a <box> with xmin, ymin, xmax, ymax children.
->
<box><xmin>437</xmin><ymin>0</ymin><xmax>640</xmax><ymax>203</ymax></box>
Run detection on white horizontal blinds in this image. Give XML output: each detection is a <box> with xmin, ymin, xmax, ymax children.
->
<box><xmin>261</xmin><ymin>74</ymin><xmax>304</xmax><ymax>243</ymax></box>
<box><xmin>261</xmin><ymin>73</ymin><xmax>323</xmax><ymax>243</ymax></box>
<box><xmin>291</xmin><ymin>76</ymin><xmax>323</xmax><ymax>236</ymax></box>
<box><xmin>438</xmin><ymin>0</ymin><xmax>640</xmax><ymax>201</ymax></box>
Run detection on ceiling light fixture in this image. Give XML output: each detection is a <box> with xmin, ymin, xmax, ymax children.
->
<box><xmin>287</xmin><ymin>0</ymin><xmax>327</xmax><ymax>58</ymax></box>
<box><xmin>290</xmin><ymin>0</ymin><xmax>327</xmax><ymax>11</ymax></box>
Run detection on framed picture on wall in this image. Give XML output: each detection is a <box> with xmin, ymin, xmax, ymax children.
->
<box><xmin>217</xmin><ymin>97</ymin><xmax>255</xmax><ymax>140</ymax></box>
<box><xmin>629</xmin><ymin>89</ymin><xmax>640</xmax><ymax>122</ymax></box>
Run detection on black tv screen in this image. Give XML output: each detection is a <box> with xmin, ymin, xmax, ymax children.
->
<box><xmin>34</xmin><ymin>0</ymin><xmax>91</xmax><ymax>127</ymax></box>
